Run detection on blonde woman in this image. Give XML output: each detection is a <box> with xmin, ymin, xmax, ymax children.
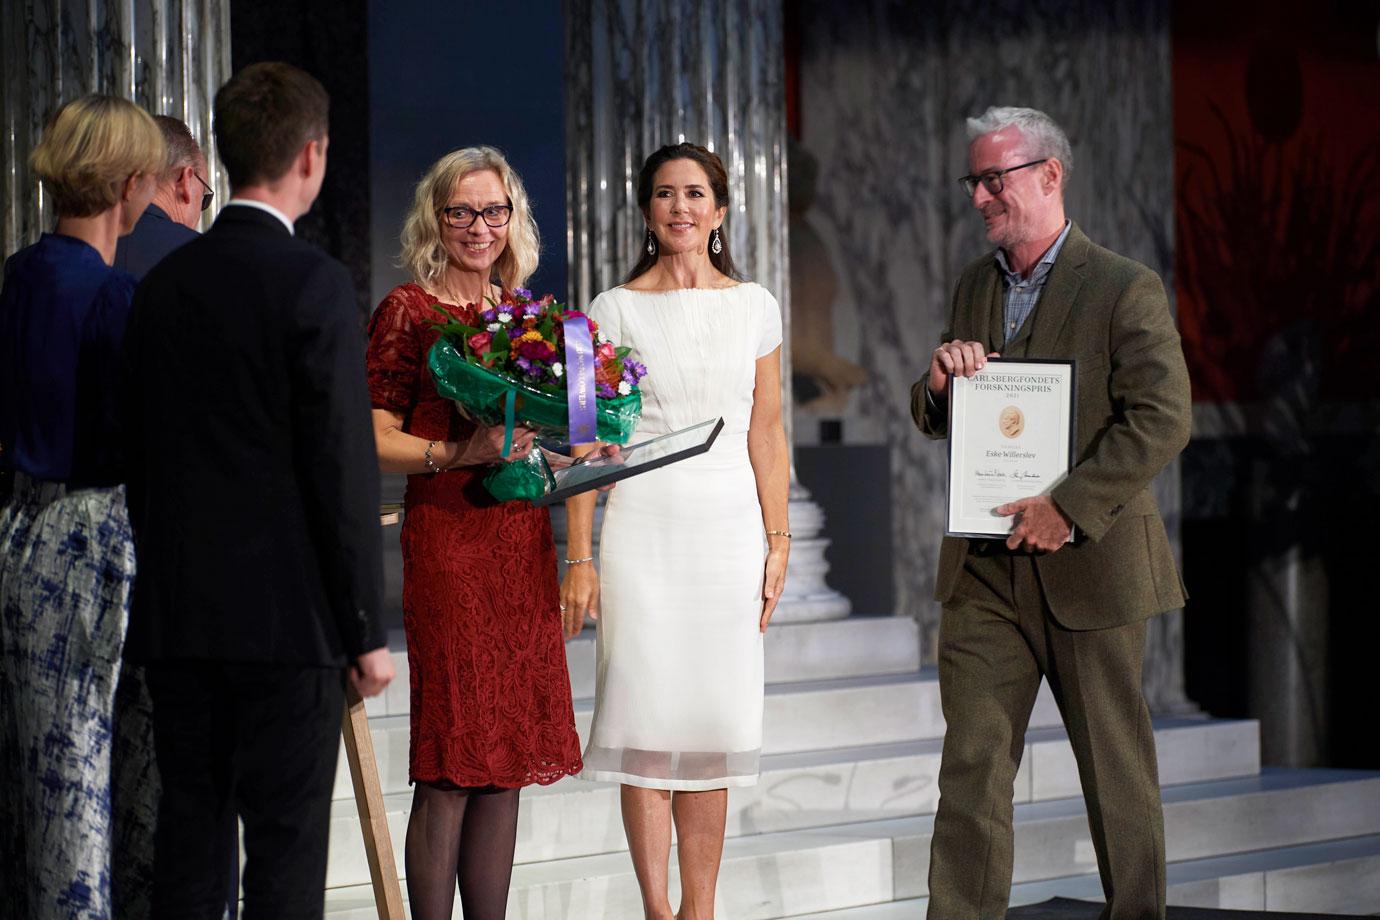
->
<box><xmin>0</xmin><ymin>94</ymin><xmax>162</xmax><ymax>919</ymax></box>
<box><xmin>365</xmin><ymin>147</ymin><xmax>582</xmax><ymax>919</ymax></box>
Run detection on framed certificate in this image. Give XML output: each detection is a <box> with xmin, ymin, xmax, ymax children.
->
<box><xmin>946</xmin><ymin>358</ymin><xmax>1076</xmax><ymax>539</ymax></box>
<box><xmin>531</xmin><ymin>417</ymin><xmax>724</xmax><ymax>507</ymax></box>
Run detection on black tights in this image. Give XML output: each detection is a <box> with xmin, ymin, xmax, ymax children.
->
<box><xmin>404</xmin><ymin>783</ymin><xmax>520</xmax><ymax>920</ymax></box>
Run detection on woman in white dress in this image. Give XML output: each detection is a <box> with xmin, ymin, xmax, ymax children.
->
<box><xmin>560</xmin><ymin>143</ymin><xmax>790</xmax><ymax>920</ymax></box>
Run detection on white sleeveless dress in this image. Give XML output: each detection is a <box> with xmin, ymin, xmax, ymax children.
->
<box><xmin>580</xmin><ymin>282</ymin><xmax>782</xmax><ymax>790</ymax></box>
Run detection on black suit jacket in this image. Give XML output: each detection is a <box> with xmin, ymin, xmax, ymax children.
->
<box><xmin>113</xmin><ymin>203</ymin><xmax>199</xmax><ymax>280</ymax></box>
<box><xmin>122</xmin><ymin>204</ymin><xmax>385</xmax><ymax>666</ymax></box>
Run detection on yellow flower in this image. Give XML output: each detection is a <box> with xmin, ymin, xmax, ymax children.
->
<box><xmin>510</xmin><ymin>329</ymin><xmax>547</xmax><ymax>356</ymax></box>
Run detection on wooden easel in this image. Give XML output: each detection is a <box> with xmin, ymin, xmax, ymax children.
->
<box><xmin>338</xmin><ymin>504</ymin><xmax>407</xmax><ymax>919</ymax></box>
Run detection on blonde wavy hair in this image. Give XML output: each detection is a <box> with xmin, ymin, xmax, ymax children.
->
<box><xmin>31</xmin><ymin>95</ymin><xmax>164</xmax><ymax>217</ymax></box>
<box><xmin>399</xmin><ymin>147</ymin><xmax>539</xmax><ymax>292</ymax></box>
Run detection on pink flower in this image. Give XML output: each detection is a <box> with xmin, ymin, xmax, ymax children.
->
<box><xmin>597</xmin><ymin>341</ymin><xmax>616</xmax><ymax>360</ymax></box>
<box><xmin>517</xmin><ymin>338</ymin><xmax>557</xmax><ymax>363</ymax></box>
<box><xmin>467</xmin><ymin>331</ymin><xmax>492</xmax><ymax>355</ymax></box>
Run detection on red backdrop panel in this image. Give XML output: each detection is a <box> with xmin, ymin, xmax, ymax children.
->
<box><xmin>1173</xmin><ymin>0</ymin><xmax>1380</xmax><ymax>402</ymax></box>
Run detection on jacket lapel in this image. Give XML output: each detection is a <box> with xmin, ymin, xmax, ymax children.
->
<box><xmin>1024</xmin><ymin>222</ymin><xmax>1090</xmax><ymax>359</ymax></box>
<box><xmin>966</xmin><ymin>262</ymin><xmax>1004</xmax><ymax>354</ymax></box>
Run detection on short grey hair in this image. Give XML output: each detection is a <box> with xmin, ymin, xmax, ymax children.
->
<box><xmin>153</xmin><ymin>115</ymin><xmax>203</xmax><ymax>176</ymax></box>
<box><xmin>966</xmin><ymin>106</ymin><xmax>1073</xmax><ymax>180</ymax></box>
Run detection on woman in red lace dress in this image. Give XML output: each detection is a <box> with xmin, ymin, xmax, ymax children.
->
<box><xmin>365</xmin><ymin>147</ymin><xmax>582</xmax><ymax>919</ymax></box>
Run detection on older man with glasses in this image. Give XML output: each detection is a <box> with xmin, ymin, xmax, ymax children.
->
<box><xmin>109</xmin><ymin>110</ymin><xmax>242</xmax><ymax>918</ymax></box>
<box><xmin>911</xmin><ymin>106</ymin><xmax>1191</xmax><ymax>919</ymax></box>
<box><xmin>114</xmin><ymin>114</ymin><xmax>212</xmax><ymax>280</ymax></box>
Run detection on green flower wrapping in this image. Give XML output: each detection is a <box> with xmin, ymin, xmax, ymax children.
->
<box><xmin>427</xmin><ymin>335</ymin><xmax>642</xmax><ymax>502</ymax></box>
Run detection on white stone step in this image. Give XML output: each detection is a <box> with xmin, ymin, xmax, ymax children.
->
<box><xmin>362</xmin><ymin>616</ymin><xmax>924</xmax><ymax>721</ymax></box>
<box><xmin>324</xmin><ymin>771</ymin><xmax>1380</xmax><ymax>920</ymax></box>
<box><xmin>1027</xmin><ymin>716</ymin><xmax>1259</xmax><ymax>802</ymax></box>
<box><xmin>1152</xmin><ymin>834</ymin><xmax>1380</xmax><ymax>912</ymax></box>
<box><xmin>891</xmin><ymin>768</ymin><xmax>1380</xmax><ymax>899</ymax></box>
<box><xmin>325</xmin><ymin>821</ymin><xmax>893</xmax><ymax>920</ymax></box>
<box><xmin>322</xmin><ymin>719</ymin><xmax>1258</xmax><ymax>891</ymax></box>
<box><xmin>777</xmin><ymin>898</ymin><xmax>926</xmax><ymax>919</ymax></box>
<box><xmin>332</xmin><ymin>670</ymin><xmax>1063</xmax><ymax>800</ymax></box>
<box><xmin>779</xmin><ymin>833</ymin><xmax>1380</xmax><ymax>916</ymax></box>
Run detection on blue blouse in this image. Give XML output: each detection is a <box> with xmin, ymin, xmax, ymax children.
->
<box><xmin>0</xmin><ymin>233</ymin><xmax>136</xmax><ymax>487</ymax></box>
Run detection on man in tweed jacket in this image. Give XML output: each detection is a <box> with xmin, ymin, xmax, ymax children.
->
<box><xmin>911</xmin><ymin>106</ymin><xmax>1191</xmax><ymax>919</ymax></box>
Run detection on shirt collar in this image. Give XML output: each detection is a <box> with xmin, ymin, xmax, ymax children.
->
<box><xmin>224</xmin><ymin>198</ymin><xmax>295</xmax><ymax>236</ymax></box>
<box><xmin>994</xmin><ymin>219</ymin><xmax>1072</xmax><ymax>285</ymax></box>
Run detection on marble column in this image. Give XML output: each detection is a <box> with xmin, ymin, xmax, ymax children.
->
<box><xmin>563</xmin><ymin>0</ymin><xmax>851</xmax><ymax>623</ymax></box>
<box><xmin>1</xmin><ymin>0</ymin><xmax>231</xmax><ymax>256</ymax></box>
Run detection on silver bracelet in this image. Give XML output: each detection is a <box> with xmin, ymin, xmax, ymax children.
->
<box><xmin>423</xmin><ymin>440</ymin><xmax>444</xmax><ymax>475</ymax></box>
<box><xmin>564</xmin><ymin>556</ymin><xmax>594</xmax><ymax>566</ymax></box>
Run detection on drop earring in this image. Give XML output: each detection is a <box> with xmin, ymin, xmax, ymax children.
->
<box><xmin>710</xmin><ymin>227</ymin><xmax>723</xmax><ymax>255</ymax></box>
<box><xmin>645</xmin><ymin>230</ymin><xmax>657</xmax><ymax>256</ymax></box>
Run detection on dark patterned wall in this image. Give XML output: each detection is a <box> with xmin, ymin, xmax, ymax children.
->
<box><xmin>230</xmin><ymin>0</ymin><xmax>372</xmax><ymax>317</ymax></box>
<box><xmin>1174</xmin><ymin>0</ymin><xmax>1380</xmax><ymax>768</ymax></box>
<box><xmin>1</xmin><ymin>0</ymin><xmax>230</xmax><ymax>255</ymax></box>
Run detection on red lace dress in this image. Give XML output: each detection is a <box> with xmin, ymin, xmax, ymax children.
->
<box><xmin>365</xmin><ymin>282</ymin><xmax>583</xmax><ymax>788</ymax></box>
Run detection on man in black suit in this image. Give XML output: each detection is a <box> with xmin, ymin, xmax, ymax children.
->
<box><xmin>114</xmin><ymin>114</ymin><xmax>209</xmax><ymax>279</ymax></box>
<box><xmin>122</xmin><ymin>62</ymin><xmax>393</xmax><ymax>920</ymax></box>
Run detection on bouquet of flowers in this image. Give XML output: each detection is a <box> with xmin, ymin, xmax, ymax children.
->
<box><xmin>427</xmin><ymin>288</ymin><xmax>647</xmax><ymax>501</ymax></box>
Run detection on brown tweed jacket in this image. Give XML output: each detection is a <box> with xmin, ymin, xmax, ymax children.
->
<box><xmin>912</xmin><ymin>223</ymin><xmax>1192</xmax><ymax>629</ymax></box>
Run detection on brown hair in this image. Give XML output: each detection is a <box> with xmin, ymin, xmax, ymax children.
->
<box><xmin>29</xmin><ymin>95</ymin><xmax>164</xmax><ymax>218</ymax></box>
<box><xmin>624</xmin><ymin>143</ymin><xmax>741</xmax><ymax>284</ymax></box>
<box><xmin>213</xmin><ymin>62</ymin><xmax>328</xmax><ymax>188</ymax></box>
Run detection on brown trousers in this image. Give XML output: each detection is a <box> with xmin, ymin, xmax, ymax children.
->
<box><xmin>926</xmin><ymin>550</ymin><xmax>1166</xmax><ymax>919</ymax></box>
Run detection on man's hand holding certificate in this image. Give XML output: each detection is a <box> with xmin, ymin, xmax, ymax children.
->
<box><xmin>994</xmin><ymin>494</ymin><xmax>1072</xmax><ymax>552</ymax></box>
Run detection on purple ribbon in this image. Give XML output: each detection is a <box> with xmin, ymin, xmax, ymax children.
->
<box><xmin>563</xmin><ymin>315</ymin><xmax>598</xmax><ymax>444</ymax></box>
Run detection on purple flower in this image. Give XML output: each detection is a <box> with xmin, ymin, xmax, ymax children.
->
<box><xmin>514</xmin><ymin>287</ymin><xmax>533</xmax><ymax>301</ymax></box>
<box><xmin>480</xmin><ymin>308</ymin><xmax>498</xmax><ymax>323</ymax></box>
<box><xmin>596</xmin><ymin>383</ymin><xmax>616</xmax><ymax>399</ymax></box>
<box><xmin>515</xmin><ymin>356</ymin><xmax>533</xmax><ymax>374</ymax></box>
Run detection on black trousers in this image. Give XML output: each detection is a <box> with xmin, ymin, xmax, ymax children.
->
<box><xmin>146</xmin><ymin>662</ymin><xmax>344</xmax><ymax>920</ymax></box>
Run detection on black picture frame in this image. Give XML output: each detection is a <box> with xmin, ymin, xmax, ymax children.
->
<box><xmin>944</xmin><ymin>358</ymin><xmax>1077</xmax><ymax>539</ymax></box>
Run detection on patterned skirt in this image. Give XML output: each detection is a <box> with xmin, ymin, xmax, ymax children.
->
<box><xmin>0</xmin><ymin>476</ymin><xmax>158</xmax><ymax>919</ymax></box>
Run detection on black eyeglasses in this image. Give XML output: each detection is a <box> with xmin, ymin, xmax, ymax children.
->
<box><xmin>193</xmin><ymin>173</ymin><xmax>214</xmax><ymax>212</ymax></box>
<box><xmin>958</xmin><ymin>159</ymin><xmax>1048</xmax><ymax>197</ymax></box>
<box><xmin>442</xmin><ymin>204</ymin><xmax>513</xmax><ymax>229</ymax></box>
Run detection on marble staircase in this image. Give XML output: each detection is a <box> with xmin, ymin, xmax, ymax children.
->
<box><xmin>321</xmin><ymin>617</ymin><xmax>1380</xmax><ymax>917</ymax></box>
